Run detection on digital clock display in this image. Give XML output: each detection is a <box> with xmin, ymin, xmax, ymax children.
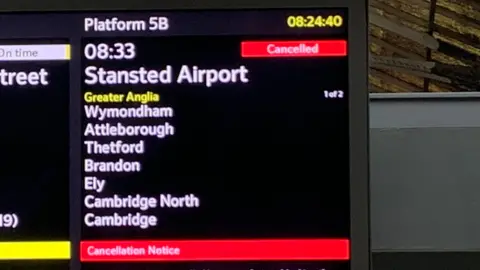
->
<box><xmin>287</xmin><ymin>15</ymin><xmax>344</xmax><ymax>28</ymax></box>
<box><xmin>0</xmin><ymin>6</ymin><xmax>368</xmax><ymax>270</ymax></box>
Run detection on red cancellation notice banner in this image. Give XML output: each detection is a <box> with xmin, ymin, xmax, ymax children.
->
<box><xmin>80</xmin><ymin>239</ymin><xmax>350</xmax><ymax>262</ymax></box>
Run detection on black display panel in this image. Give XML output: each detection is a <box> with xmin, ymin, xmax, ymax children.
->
<box><xmin>80</xmin><ymin>34</ymin><xmax>349</xmax><ymax>264</ymax></box>
<box><xmin>0</xmin><ymin>6</ymin><xmax>369</xmax><ymax>270</ymax></box>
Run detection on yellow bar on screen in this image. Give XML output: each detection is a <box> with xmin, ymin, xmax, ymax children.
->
<box><xmin>0</xmin><ymin>241</ymin><xmax>70</xmax><ymax>260</ymax></box>
<box><xmin>64</xmin><ymin>44</ymin><xmax>71</xmax><ymax>60</ymax></box>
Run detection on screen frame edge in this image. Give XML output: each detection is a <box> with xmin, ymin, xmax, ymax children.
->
<box><xmin>0</xmin><ymin>1</ymin><xmax>370</xmax><ymax>270</ymax></box>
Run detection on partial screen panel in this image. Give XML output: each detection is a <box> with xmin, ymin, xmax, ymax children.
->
<box><xmin>0</xmin><ymin>39</ymin><xmax>71</xmax><ymax>267</ymax></box>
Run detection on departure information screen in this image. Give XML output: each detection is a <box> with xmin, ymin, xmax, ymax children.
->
<box><xmin>0</xmin><ymin>9</ymin><xmax>350</xmax><ymax>270</ymax></box>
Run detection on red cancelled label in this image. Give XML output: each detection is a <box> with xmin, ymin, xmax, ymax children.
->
<box><xmin>80</xmin><ymin>239</ymin><xmax>350</xmax><ymax>262</ymax></box>
<box><xmin>241</xmin><ymin>40</ymin><xmax>347</xmax><ymax>58</ymax></box>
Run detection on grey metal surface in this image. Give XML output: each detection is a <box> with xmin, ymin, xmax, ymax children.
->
<box><xmin>370</xmin><ymin>127</ymin><xmax>480</xmax><ymax>251</ymax></box>
<box><xmin>370</xmin><ymin>98</ymin><xmax>480</xmax><ymax>128</ymax></box>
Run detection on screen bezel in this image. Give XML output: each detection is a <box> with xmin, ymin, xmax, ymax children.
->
<box><xmin>0</xmin><ymin>1</ymin><xmax>370</xmax><ymax>270</ymax></box>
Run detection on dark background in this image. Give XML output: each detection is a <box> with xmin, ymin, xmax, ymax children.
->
<box><xmin>0</xmin><ymin>261</ymin><xmax>69</xmax><ymax>270</ymax></box>
<box><xmin>80</xmin><ymin>35</ymin><xmax>350</xmax><ymax>240</ymax></box>
<box><xmin>0</xmin><ymin>54</ymin><xmax>69</xmax><ymax>241</ymax></box>
<box><xmin>82</xmin><ymin>261</ymin><xmax>350</xmax><ymax>270</ymax></box>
